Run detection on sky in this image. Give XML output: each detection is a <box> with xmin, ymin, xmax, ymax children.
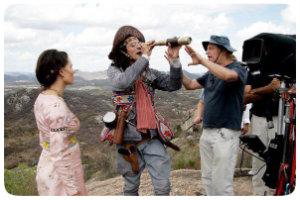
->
<box><xmin>0</xmin><ymin>1</ymin><xmax>299</xmax><ymax>199</ymax></box>
<box><xmin>3</xmin><ymin>1</ymin><xmax>297</xmax><ymax>75</ymax></box>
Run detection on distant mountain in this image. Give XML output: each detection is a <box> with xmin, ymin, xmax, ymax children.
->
<box><xmin>4</xmin><ymin>70</ymin><xmax>202</xmax><ymax>86</ymax></box>
<box><xmin>183</xmin><ymin>70</ymin><xmax>204</xmax><ymax>79</ymax></box>
<box><xmin>74</xmin><ymin>70</ymin><xmax>108</xmax><ymax>80</ymax></box>
<box><xmin>5</xmin><ymin>72</ymin><xmax>34</xmax><ymax>76</ymax></box>
<box><xmin>4</xmin><ymin>73</ymin><xmax>38</xmax><ymax>84</ymax></box>
<box><xmin>4</xmin><ymin>70</ymin><xmax>108</xmax><ymax>83</ymax></box>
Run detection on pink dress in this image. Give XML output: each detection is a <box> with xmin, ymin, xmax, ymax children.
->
<box><xmin>34</xmin><ymin>93</ymin><xmax>87</xmax><ymax>196</ymax></box>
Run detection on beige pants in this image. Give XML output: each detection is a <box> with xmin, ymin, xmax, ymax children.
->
<box><xmin>200</xmin><ymin>128</ymin><xmax>241</xmax><ymax>196</ymax></box>
<box><xmin>251</xmin><ymin>115</ymin><xmax>278</xmax><ymax>195</ymax></box>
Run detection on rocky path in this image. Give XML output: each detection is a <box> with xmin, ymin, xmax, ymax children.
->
<box><xmin>86</xmin><ymin>169</ymin><xmax>254</xmax><ymax>196</ymax></box>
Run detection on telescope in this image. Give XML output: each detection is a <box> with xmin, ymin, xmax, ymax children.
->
<box><xmin>151</xmin><ymin>36</ymin><xmax>192</xmax><ymax>46</ymax></box>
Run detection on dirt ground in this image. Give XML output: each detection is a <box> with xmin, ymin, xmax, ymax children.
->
<box><xmin>86</xmin><ymin>168</ymin><xmax>257</xmax><ymax>196</ymax></box>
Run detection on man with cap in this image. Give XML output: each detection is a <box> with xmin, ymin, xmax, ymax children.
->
<box><xmin>106</xmin><ymin>25</ymin><xmax>183</xmax><ymax>196</ymax></box>
<box><xmin>182</xmin><ymin>35</ymin><xmax>247</xmax><ymax>195</ymax></box>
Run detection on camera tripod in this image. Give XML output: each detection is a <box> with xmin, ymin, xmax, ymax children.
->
<box><xmin>239</xmin><ymin>76</ymin><xmax>296</xmax><ymax>195</ymax></box>
<box><xmin>274</xmin><ymin>79</ymin><xmax>296</xmax><ymax>195</ymax></box>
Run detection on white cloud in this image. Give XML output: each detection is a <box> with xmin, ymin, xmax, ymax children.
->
<box><xmin>236</xmin><ymin>21</ymin><xmax>295</xmax><ymax>40</ymax></box>
<box><xmin>62</xmin><ymin>27</ymin><xmax>115</xmax><ymax>47</ymax></box>
<box><xmin>4</xmin><ymin>22</ymin><xmax>38</xmax><ymax>43</ymax></box>
<box><xmin>4</xmin><ymin>20</ymin><xmax>64</xmax><ymax>48</ymax></box>
<box><xmin>3</xmin><ymin>4</ymin><xmax>296</xmax><ymax>73</ymax></box>
<box><xmin>211</xmin><ymin>13</ymin><xmax>234</xmax><ymax>33</ymax></box>
<box><xmin>4</xmin><ymin>50</ymin><xmax>39</xmax><ymax>72</ymax></box>
<box><xmin>5</xmin><ymin>4</ymin><xmax>70</xmax><ymax>30</ymax></box>
<box><xmin>281</xmin><ymin>5</ymin><xmax>296</xmax><ymax>24</ymax></box>
<box><xmin>19</xmin><ymin>52</ymin><xmax>36</xmax><ymax>60</ymax></box>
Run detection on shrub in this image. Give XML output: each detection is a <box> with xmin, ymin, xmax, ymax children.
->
<box><xmin>188</xmin><ymin>159</ymin><xmax>195</xmax><ymax>168</ymax></box>
<box><xmin>174</xmin><ymin>124</ymin><xmax>182</xmax><ymax>137</ymax></box>
<box><xmin>4</xmin><ymin>164</ymin><xmax>38</xmax><ymax>196</ymax></box>
<box><xmin>174</xmin><ymin>152</ymin><xmax>185</xmax><ymax>170</ymax></box>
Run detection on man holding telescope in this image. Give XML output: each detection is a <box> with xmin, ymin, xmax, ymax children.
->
<box><xmin>182</xmin><ymin>35</ymin><xmax>247</xmax><ymax>195</ymax></box>
<box><xmin>106</xmin><ymin>25</ymin><xmax>184</xmax><ymax>196</ymax></box>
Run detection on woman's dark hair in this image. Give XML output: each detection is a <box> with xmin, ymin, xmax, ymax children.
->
<box><xmin>108</xmin><ymin>35</ymin><xmax>133</xmax><ymax>71</ymax></box>
<box><xmin>35</xmin><ymin>49</ymin><xmax>68</xmax><ymax>89</ymax></box>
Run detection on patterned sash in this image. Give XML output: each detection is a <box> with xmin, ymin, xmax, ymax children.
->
<box><xmin>42</xmin><ymin>133</ymin><xmax>78</xmax><ymax>152</ymax></box>
<box><xmin>101</xmin><ymin>91</ymin><xmax>174</xmax><ymax>143</ymax></box>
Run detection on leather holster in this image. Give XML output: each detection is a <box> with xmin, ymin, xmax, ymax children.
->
<box><xmin>118</xmin><ymin>143</ymin><xmax>139</xmax><ymax>174</ymax></box>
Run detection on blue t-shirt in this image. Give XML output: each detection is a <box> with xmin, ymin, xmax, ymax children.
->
<box><xmin>196</xmin><ymin>62</ymin><xmax>248</xmax><ymax>130</ymax></box>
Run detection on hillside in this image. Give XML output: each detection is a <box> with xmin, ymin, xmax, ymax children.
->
<box><xmin>4</xmin><ymin>87</ymin><xmax>200</xmax><ymax>181</ymax></box>
<box><xmin>4</xmin><ymin>86</ymin><xmax>253</xmax><ymax>196</ymax></box>
<box><xmin>4</xmin><ymin>70</ymin><xmax>202</xmax><ymax>89</ymax></box>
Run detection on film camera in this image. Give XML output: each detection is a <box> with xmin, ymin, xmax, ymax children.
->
<box><xmin>240</xmin><ymin>33</ymin><xmax>296</xmax><ymax>191</ymax></box>
<box><xmin>242</xmin><ymin>33</ymin><xmax>296</xmax><ymax>81</ymax></box>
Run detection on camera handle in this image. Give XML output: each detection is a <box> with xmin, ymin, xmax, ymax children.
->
<box><xmin>281</xmin><ymin>95</ymin><xmax>295</xmax><ymax>164</ymax></box>
<box><xmin>261</xmin><ymin>78</ymin><xmax>287</xmax><ymax>189</ymax></box>
<box><xmin>276</xmin><ymin>80</ymin><xmax>286</xmax><ymax>136</ymax></box>
<box><xmin>265</xmin><ymin>98</ymin><xmax>274</xmax><ymax>129</ymax></box>
<box><xmin>274</xmin><ymin>93</ymin><xmax>296</xmax><ymax>194</ymax></box>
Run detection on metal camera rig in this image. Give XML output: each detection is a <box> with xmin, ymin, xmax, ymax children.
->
<box><xmin>239</xmin><ymin>33</ymin><xmax>296</xmax><ymax>195</ymax></box>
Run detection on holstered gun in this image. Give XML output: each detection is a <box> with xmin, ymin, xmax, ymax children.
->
<box><xmin>113</xmin><ymin>110</ymin><xmax>129</xmax><ymax>145</ymax></box>
<box><xmin>118</xmin><ymin>144</ymin><xmax>139</xmax><ymax>174</ymax></box>
<box><xmin>164</xmin><ymin>141</ymin><xmax>181</xmax><ymax>151</ymax></box>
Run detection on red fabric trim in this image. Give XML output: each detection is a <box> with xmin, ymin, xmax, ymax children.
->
<box><xmin>290</xmin><ymin>143</ymin><xmax>296</xmax><ymax>187</ymax></box>
<box><xmin>276</xmin><ymin>164</ymin><xmax>288</xmax><ymax>195</ymax></box>
<box><xmin>135</xmin><ymin>75</ymin><xmax>156</xmax><ymax>133</ymax></box>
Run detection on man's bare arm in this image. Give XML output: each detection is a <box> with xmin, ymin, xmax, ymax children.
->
<box><xmin>244</xmin><ymin>78</ymin><xmax>280</xmax><ymax>104</ymax></box>
<box><xmin>244</xmin><ymin>85</ymin><xmax>262</xmax><ymax>104</ymax></box>
<box><xmin>183</xmin><ymin>73</ymin><xmax>203</xmax><ymax>90</ymax></box>
<box><xmin>250</xmin><ymin>78</ymin><xmax>280</xmax><ymax>95</ymax></box>
<box><xmin>184</xmin><ymin>45</ymin><xmax>238</xmax><ymax>82</ymax></box>
<box><xmin>201</xmin><ymin>58</ymin><xmax>239</xmax><ymax>82</ymax></box>
<box><xmin>193</xmin><ymin>99</ymin><xmax>204</xmax><ymax>124</ymax></box>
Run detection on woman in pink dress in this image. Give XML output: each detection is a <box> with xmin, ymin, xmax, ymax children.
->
<box><xmin>34</xmin><ymin>49</ymin><xmax>87</xmax><ymax>196</ymax></box>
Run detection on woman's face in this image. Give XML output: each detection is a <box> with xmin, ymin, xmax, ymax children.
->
<box><xmin>125</xmin><ymin>37</ymin><xmax>143</xmax><ymax>61</ymax></box>
<box><xmin>60</xmin><ymin>58</ymin><xmax>74</xmax><ymax>85</ymax></box>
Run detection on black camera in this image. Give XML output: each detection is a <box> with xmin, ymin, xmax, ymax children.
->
<box><xmin>242</xmin><ymin>33</ymin><xmax>296</xmax><ymax>130</ymax></box>
<box><xmin>242</xmin><ymin>33</ymin><xmax>296</xmax><ymax>82</ymax></box>
<box><xmin>240</xmin><ymin>134</ymin><xmax>284</xmax><ymax>189</ymax></box>
<box><xmin>239</xmin><ymin>135</ymin><xmax>266</xmax><ymax>158</ymax></box>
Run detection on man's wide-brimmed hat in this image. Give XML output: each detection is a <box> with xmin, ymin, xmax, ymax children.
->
<box><xmin>202</xmin><ymin>35</ymin><xmax>236</xmax><ymax>53</ymax></box>
<box><xmin>108</xmin><ymin>25</ymin><xmax>145</xmax><ymax>60</ymax></box>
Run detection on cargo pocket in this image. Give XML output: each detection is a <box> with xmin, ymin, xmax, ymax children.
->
<box><xmin>220</xmin><ymin>128</ymin><xmax>240</xmax><ymax>140</ymax></box>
